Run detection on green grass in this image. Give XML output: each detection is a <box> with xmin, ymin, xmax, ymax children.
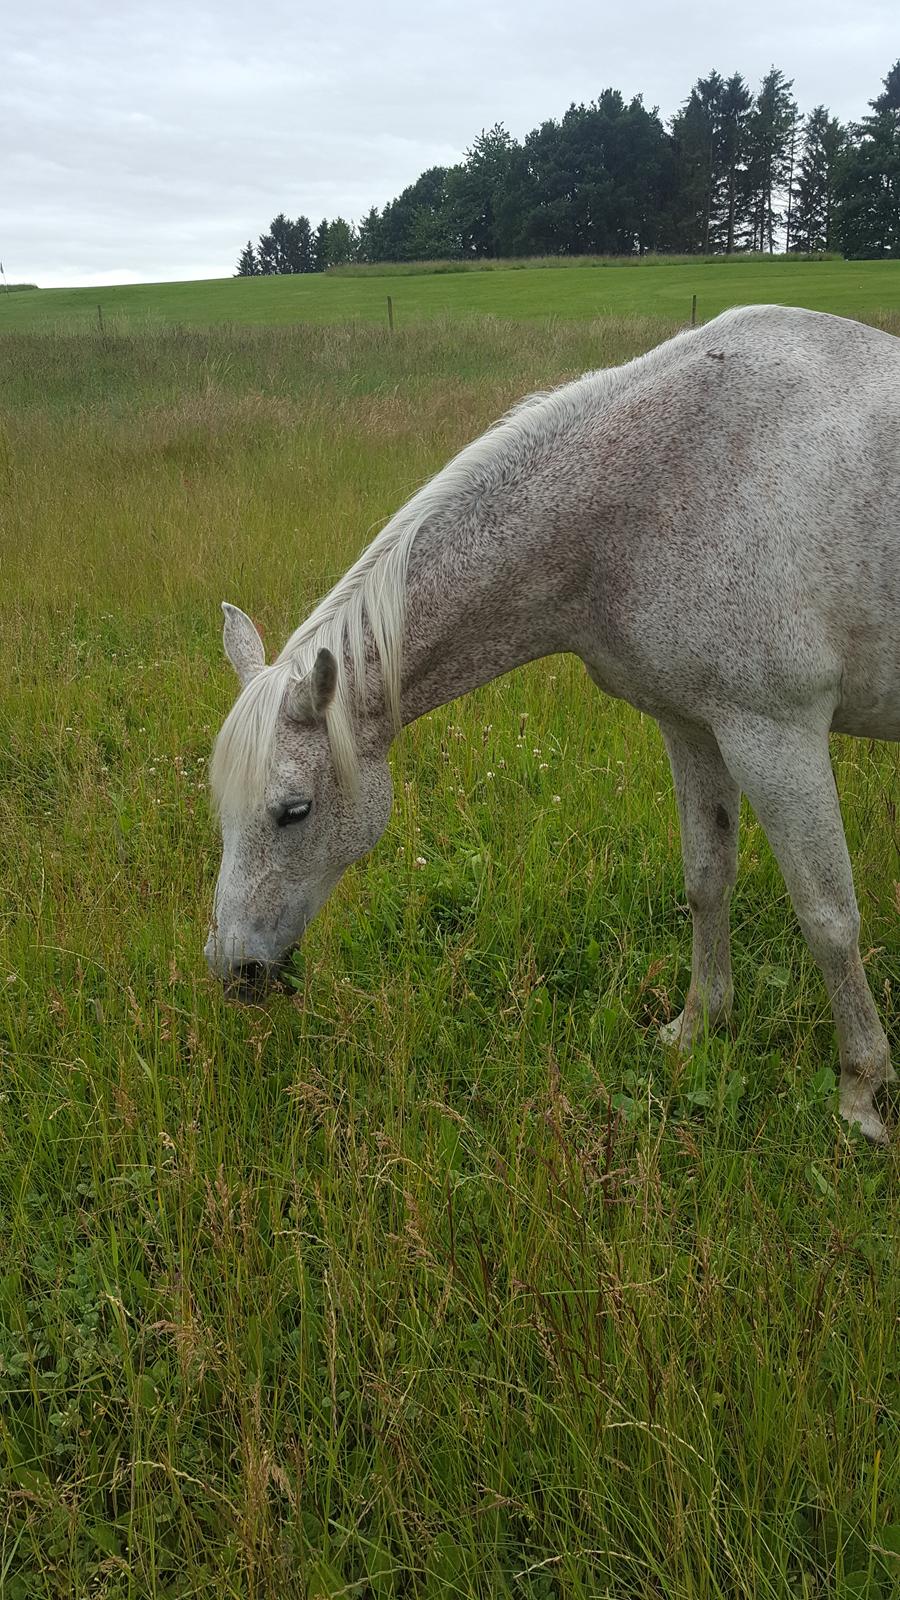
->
<box><xmin>324</xmin><ymin>251</ymin><xmax>844</xmax><ymax>276</ymax></box>
<box><xmin>0</xmin><ymin>314</ymin><xmax>898</xmax><ymax>1599</ymax></box>
<box><xmin>1</xmin><ymin>256</ymin><xmax>899</xmax><ymax>333</ymax></box>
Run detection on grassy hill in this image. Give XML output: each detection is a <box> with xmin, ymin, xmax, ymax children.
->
<box><xmin>1</xmin><ymin>255</ymin><xmax>898</xmax><ymax>332</ymax></box>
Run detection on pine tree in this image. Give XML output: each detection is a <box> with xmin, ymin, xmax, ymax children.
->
<box><xmin>790</xmin><ymin>108</ymin><xmax>844</xmax><ymax>252</ymax></box>
<box><xmin>235</xmin><ymin>241</ymin><xmax>259</xmax><ymax>276</ymax></box>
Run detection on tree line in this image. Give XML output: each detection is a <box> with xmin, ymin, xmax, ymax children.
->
<box><xmin>236</xmin><ymin>60</ymin><xmax>900</xmax><ymax>274</ymax></box>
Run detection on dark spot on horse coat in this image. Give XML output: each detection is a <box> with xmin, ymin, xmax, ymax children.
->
<box><xmin>716</xmin><ymin>805</ymin><xmax>730</xmax><ymax>830</ymax></box>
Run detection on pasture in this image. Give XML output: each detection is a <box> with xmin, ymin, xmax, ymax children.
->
<box><xmin>0</xmin><ymin>308</ymin><xmax>898</xmax><ymax>1598</ymax></box>
<box><xmin>0</xmin><ymin>255</ymin><xmax>899</xmax><ymax>333</ymax></box>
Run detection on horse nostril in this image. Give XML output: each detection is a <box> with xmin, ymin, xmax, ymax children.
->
<box><xmin>224</xmin><ymin>960</ymin><xmax>272</xmax><ymax>1000</ymax></box>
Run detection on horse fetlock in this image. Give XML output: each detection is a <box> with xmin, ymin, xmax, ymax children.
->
<box><xmin>839</xmin><ymin>1034</ymin><xmax>893</xmax><ymax>1090</ymax></box>
<box><xmin>660</xmin><ymin>985</ymin><xmax>732</xmax><ymax>1053</ymax></box>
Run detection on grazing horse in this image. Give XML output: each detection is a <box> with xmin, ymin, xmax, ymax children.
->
<box><xmin>206</xmin><ymin>305</ymin><xmax>898</xmax><ymax>1143</ymax></box>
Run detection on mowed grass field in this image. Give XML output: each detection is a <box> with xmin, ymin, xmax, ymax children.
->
<box><xmin>1</xmin><ymin>255</ymin><xmax>899</xmax><ymax>332</ymax></box>
<box><xmin>0</xmin><ymin>303</ymin><xmax>898</xmax><ymax>1598</ymax></box>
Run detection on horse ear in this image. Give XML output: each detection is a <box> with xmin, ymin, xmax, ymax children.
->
<box><xmin>286</xmin><ymin>648</ymin><xmax>338</xmax><ymax>725</ymax></box>
<box><xmin>222</xmin><ymin>602</ymin><xmax>265</xmax><ymax>688</ymax></box>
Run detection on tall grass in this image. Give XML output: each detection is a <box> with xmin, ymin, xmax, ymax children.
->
<box><xmin>0</xmin><ymin>315</ymin><xmax>897</xmax><ymax>1599</ymax></box>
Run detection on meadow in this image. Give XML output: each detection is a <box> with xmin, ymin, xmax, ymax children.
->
<box><xmin>0</xmin><ymin>302</ymin><xmax>898</xmax><ymax>1598</ymax></box>
<box><xmin>0</xmin><ymin>254</ymin><xmax>899</xmax><ymax>333</ymax></box>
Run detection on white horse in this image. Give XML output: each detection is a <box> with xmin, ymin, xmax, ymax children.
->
<box><xmin>206</xmin><ymin>305</ymin><xmax>898</xmax><ymax>1143</ymax></box>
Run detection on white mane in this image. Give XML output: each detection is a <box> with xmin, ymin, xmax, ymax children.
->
<box><xmin>209</xmin><ymin>376</ymin><xmax>600</xmax><ymax>815</ymax></box>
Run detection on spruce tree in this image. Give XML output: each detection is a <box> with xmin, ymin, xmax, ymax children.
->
<box><xmin>256</xmin><ymin>232</ymin><xmax>277</xmax><ymax>274</ymax></box>
<box><xmin>377</xmin><ymin>169</ymin><xmax>453</xmax><ymax>261</ymax></box>
<box><xmin>745</xmin><ymin>68</ymin><xmax>797</xmax><ymax>251</ymax></box>
<box><xmin>837</xmin><ymin>61</ymin><xmax>900</xmax><ymax>257</ymax></box>
<box><xmin>668</xmin><ymin>74</ymin><xmax>725</xmax><ymax>253</ymax></box>
<box><xmin>668</xmin><ymin>71</ymin><xmax>752</xmax><ymax>253</ymax></box>
<box><xmin>294</xmin><ymin>216</ymin><xmax>314</xmax><ymax>273</ymax></box>
<box><xmin>313</xmin><ymin>219</ymin><xmax>330</xmax><ymax>272</ymax></box>
<box><xmin>716</xmin><ymin>74</ymin><xmax>753</xmax><ymax>253</ymax></box>
<box><xmin>326</xmin><ymin>218</ymin><xmax>355</xmax><ymax>265</ymax></box>
<box><xmin>235</xmin><ymin>241</ymin><xmax>259</xmax><ymax>276</ymax></box>
<box><xmin>268</xmin><ymin>213</ymin><xmax>295</xmax><ymax>273</ymax></box>
<box><xmin>790</xmin><ymin>108</ymin><xmax>844</xmax><ymax>252</ymax></box>
<box><xmin>356</xmin><ymin>207</ymin><xmax>384</xmax><ymax>263</ymax></box>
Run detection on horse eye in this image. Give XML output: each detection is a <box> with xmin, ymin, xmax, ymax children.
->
<box><xmin>277</xmin><ymin>800</ymin><xmax>312</xmax><ymax>827</ymax></box>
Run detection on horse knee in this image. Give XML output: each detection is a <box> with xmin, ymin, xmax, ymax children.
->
<box><xmin>686</xmin><ymin>879</ymin><xmax>732</xmax><ymax>919</ymax></box>
<box><xmin>799</xmin><ymin>903</ymin><xmax>860</xmax><ymax>965</ymax></box>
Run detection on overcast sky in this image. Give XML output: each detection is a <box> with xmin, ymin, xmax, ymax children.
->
<box><xmin>3</xmin><ymin>1</ymin><xmax>897</xmax><ymax>287</ymax></box>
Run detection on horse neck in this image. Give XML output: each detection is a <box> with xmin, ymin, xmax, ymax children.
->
<box><xmin>364</xmin><ymin>490</ymin><xmax>589</xmax><ymax>747</ymax></box>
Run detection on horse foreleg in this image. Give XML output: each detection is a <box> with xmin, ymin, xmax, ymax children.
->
<box><xmin>716</xmin><ymin>714</ymin><xmax>893</xmax><ymax>1145</ymax></box>
<box><xmin>660</xmin><ymin>726</ymin><xmax>740</xmax><ymax>1053</ymax></box>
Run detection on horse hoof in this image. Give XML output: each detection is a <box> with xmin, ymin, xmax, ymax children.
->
<box><xmin>840</xmin><ymin>1095</ymin><xmax>889</xmax><ymax>1147</ymax></box>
